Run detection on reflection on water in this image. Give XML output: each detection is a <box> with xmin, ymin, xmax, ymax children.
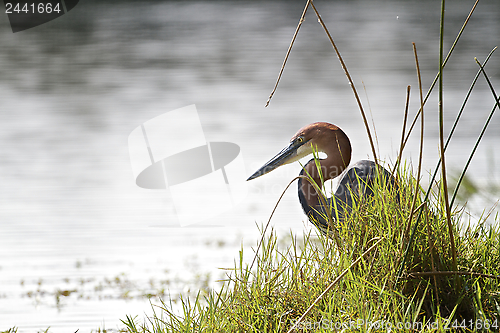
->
<box><xmin>0</xmin><ymin>0</ymin><xmax>499</xmax><ymax>331</ymax></box>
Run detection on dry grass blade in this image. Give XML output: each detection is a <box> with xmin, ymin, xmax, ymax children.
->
<box><xmin>265</xmin><ymin>0</ymin><xmax>311</xmax><ymax>107</ymax></box>
<box><xmin>399</xmin><ymin>44</ymin><xmax>426</xmax><ymax>277</ymax></box>
<box><xmin>414</xmin><ymin>43</ymin><xmax>441</xmax><ymax>303</ymax></box>
<box><xmin>414</xmin><ymin>44</ymin><xmax>424</xmax><ymax>195</ymax></box>
<box><xmin>265</xmin><ymin>0</ymin><xmax>379</xmax><ymax>163</ymax></box>
<box><xmin>309</xmin><ymin>1</ymin><xmax>378</xmax><ymax>165</ymax></box>
<box><xmin>393</xmin><ymin>85</ymin><xmax>411</xmax><ymax>175</ymax></box>
<box><xmin>438</xmin><ymin>0</ymin><xmax>458</xmax><ymax>274</ymax></box>
<box><xmin>402</xmin><ymin>44</ymin><xmax>425</xmax><ymax>243</ymax></box>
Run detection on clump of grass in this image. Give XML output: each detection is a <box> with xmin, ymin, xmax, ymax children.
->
<box><xmin>1</xmin><ymin>328</ymin><xmax>18</xmax><ymax>333</ymax></box>
<box><xmin>120</xmin><ymin>161</ymin><xmax>500</xmax><ymax>332</ymax></box>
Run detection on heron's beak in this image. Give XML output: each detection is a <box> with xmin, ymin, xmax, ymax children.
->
<box><xmin>247</xmin><ymin>142</ymin><xmax>302</xmax><ymax>181</ymax></box>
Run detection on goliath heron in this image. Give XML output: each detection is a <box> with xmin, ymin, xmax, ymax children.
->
<box><xmin>247</xmin><ymin>122</ymin><xmax>393</xmax><ymax>235</ymax></box>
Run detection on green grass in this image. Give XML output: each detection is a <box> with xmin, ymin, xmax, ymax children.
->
<box><xmin>118</xmin><ymin>162</ymin><xmax>500</xmax><ymax>332</ymax></box>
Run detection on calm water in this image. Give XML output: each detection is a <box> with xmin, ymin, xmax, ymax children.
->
<box><xmin>0</xmin><ymin>0</ymin><xmax>499</xmax><ymax>331</ymax></box>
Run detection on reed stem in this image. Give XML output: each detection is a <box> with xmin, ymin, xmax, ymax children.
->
<box><xmin>393</xmin><ymin>85</ymin><xmax>411</xmax><ymax>175</ymax></box>
<box><xmin>309</xmin><ymin>1</ymin><xmax>378</xmax><ymax>165</ymax></box>
<box><xmin>265</xmin><ymin>0</ymin><xmax>311</xmax><ymax>107</ymax></box>
<box><xmin>401</xmin><ymin>0</ymin><xmax>481</xmax><ymax>149</ymax></box>
<box><xmin>402</xmin><ymin>44</ymin><xmax>425</xmax><ymax>248</ymax></box>
<box><xmin>396</xmin><ymin>48</ymin><xmax>497</xmax><ymax>281</ymax></box>
<box><xmin>451</xmin><ymin>59</ymin><xmax>500</xmax><ymax>207</ymax></box>
<box><xmin>438</xmin><ymin>0</ymin><xmax>458</xmax><ymax>275</ymax></box>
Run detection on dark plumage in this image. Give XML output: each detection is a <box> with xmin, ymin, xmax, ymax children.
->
<box><xmin>298</xmin><ymin>159</ymin><xmax>394</xmax><ymax>234</ymax></box>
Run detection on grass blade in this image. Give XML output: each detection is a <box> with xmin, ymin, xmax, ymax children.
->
<box><xmin>437</xmin><ymin>0</ymin><xmax>457</xmax><ymax>273</ymax></box>
<box><xmin>451</xmin><ymin>58</ymin><xmax>500</xmax><ymax>207</ymax></box>
<box><xmin>265</xmin><ymin>0</ymin><xmax>311</xmax><ymax>107</ymax></box>
<box><xmin>401</xmin><ymin>0</ymin><xmax>481</xmax><ymax>149</ymax></box>
<box><xmin>309</xmin><ymin>1</ymin><xmax>378</xmax><ymax>165</ymax></box>
<box><xmin>393</xmin><ymin>85</ymin><xmax>411</xmax><ymax>175</ymax></box>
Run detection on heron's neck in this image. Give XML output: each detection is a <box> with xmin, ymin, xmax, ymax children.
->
<box><xmin>298</xmin><ymin>157</ymin><xmax>345</xmax><ymax>211</ymax></box>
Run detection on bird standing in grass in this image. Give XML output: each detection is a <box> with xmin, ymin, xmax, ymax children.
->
<box><xmin>247</xmin><ymin>122</ymin><xmax>394</xmax><ymax>235</ymax></box>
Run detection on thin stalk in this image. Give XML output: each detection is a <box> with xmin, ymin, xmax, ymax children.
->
<box><xmin>393</xmin><ymin>85</ymin><xmax>411</xmax><ymax>175</ymax></box>
<box><xmin>401</xmin><ymin>0</ymin><xmax>481</xmax><ymax>149</ymax></box>
<box><xmin>265</xmin><ymin>0</ymin><xmax>311</xmax><ymax>107</ymax></box>
<box><xmin>397</xmin><ymin>49</ymin><xmax>496</xmax><ymax>283</ymax></box>
<box><xmin>402</xmin><ymin>44</ymin><xmax>425</xmax><ymax>245</ymax></box>
<box><xmin>451</xmin><ymin>59</ymin><xmax>500</xmax><ymax>207</ymax></box>
<box><xmin>438</xmin><ymin>0</ymin><xmax>458</xmax><ymax>274</ymax></box>
<box><xmin>440</xmin><ymin>48</ymin><xmax>496</xmax><ymax>169</ymax></box>
<box><xmin>309</xmin><ymin>1</ymin><xmax>378</xmax><ymax>165</ymax></box>
<box><xmin>396</xmin><ymin>4</ymin><xmax>495</xmax><ymax>284</ymax></box>
<box><xmin>400</xmin><ymin>49</ymin><xmax>496</xmax><ymax>255</ymax></box>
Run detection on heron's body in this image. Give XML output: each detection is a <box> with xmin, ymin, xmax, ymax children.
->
<box><xmin>298</xmin><ymin>159</ymin><xmax>393</xmax><ymax>234</ymax></box>
<box><xmin>247</xmin><ymin>122</ymin><xmax>394</xmax><ymax>235</ymax></box>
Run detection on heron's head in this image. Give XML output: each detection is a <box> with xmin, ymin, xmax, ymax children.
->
<box><xmin>247</xmin><ymin>122</ymin><xmax>350</xmax><ymax>181</ymax></box>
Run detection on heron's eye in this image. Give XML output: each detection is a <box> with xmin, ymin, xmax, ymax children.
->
<box><xmin>297</xmin><ymin>136</ymin><xmax>304</xmax><ymax>143</ymax></box>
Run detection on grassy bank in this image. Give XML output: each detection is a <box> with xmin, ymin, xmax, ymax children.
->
<box><xmin>118</xmin><ymin>161</ymin><xmax>500</xmax><ymax>332</ymax></box>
